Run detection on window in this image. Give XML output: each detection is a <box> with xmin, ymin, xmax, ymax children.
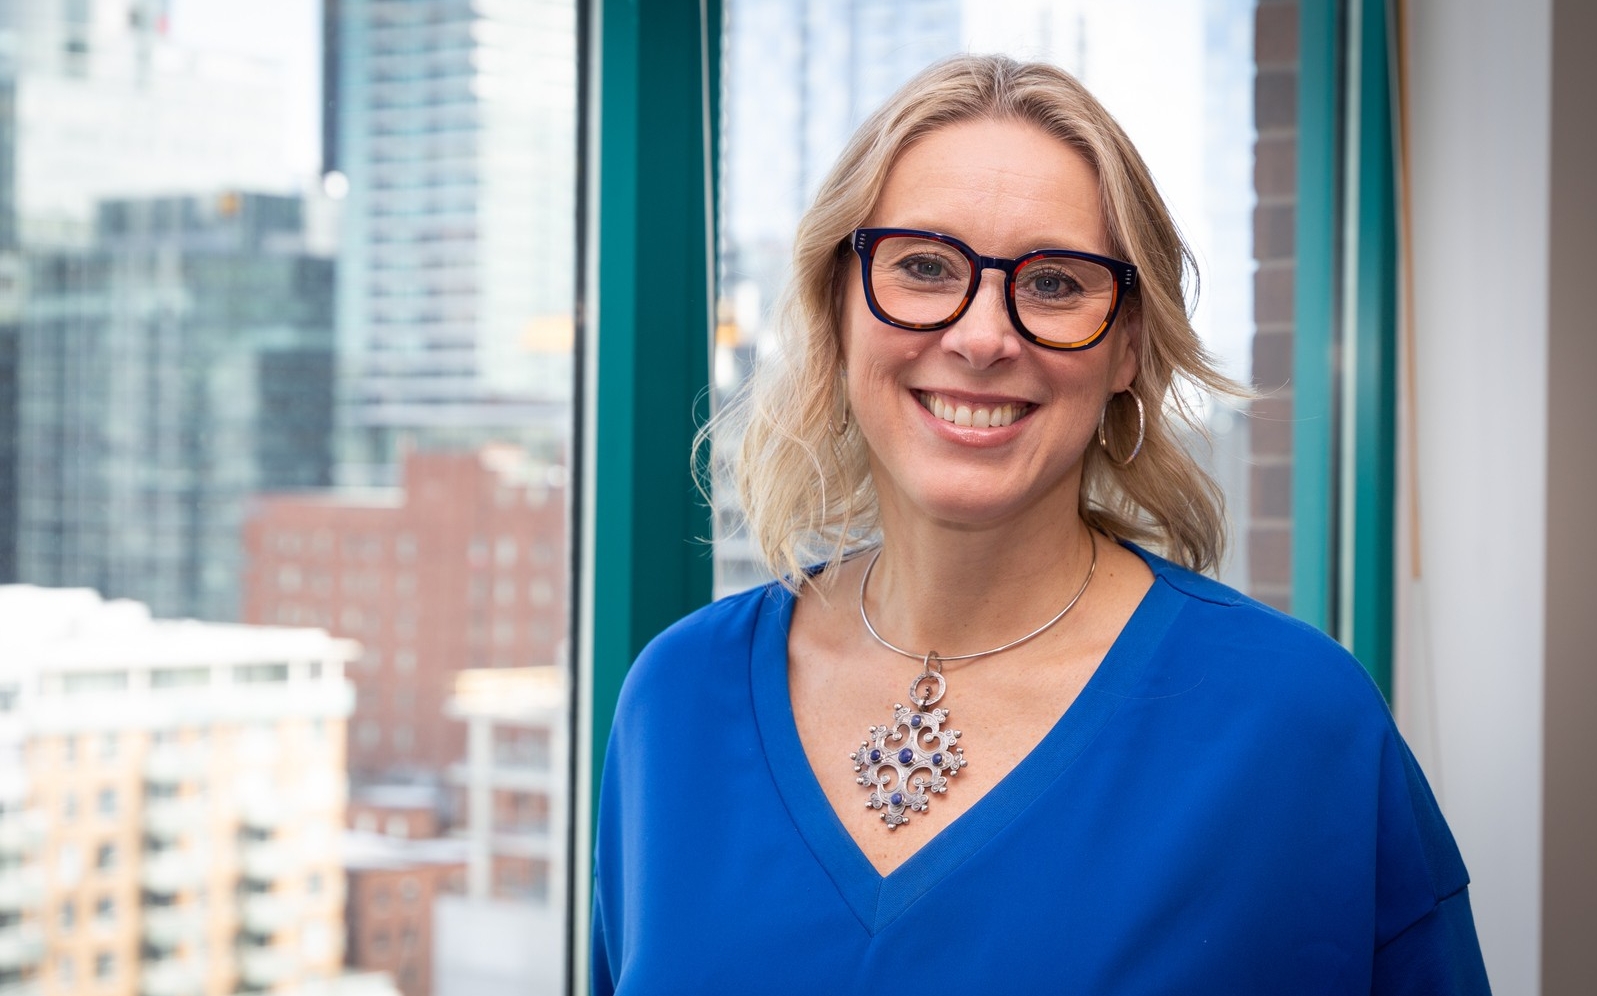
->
<box><xmin>97</xmin><ymin>787</ymin><xmax>116</xmax><ymax>816</ymax></box>
<box><xmin>234</xmin><ymin>663</ymin><xmax>290</xmax><ymax>684</ymax></box>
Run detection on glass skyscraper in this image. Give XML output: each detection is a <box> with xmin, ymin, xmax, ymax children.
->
<box><xmin>329</xmin><ymin>0</ymin><xmax>576</xmax><ymax>485</ymax></box>
<box><xmin>18</xmin><ymin>193</ymin><xmax>336</xmax><ymax>622</ymax></box>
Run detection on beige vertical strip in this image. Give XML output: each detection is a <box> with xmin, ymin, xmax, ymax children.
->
<box><xmin>1394</xmin><ymin>0</ymin><xmax>1422</xmax><ymax>581</ymax></box>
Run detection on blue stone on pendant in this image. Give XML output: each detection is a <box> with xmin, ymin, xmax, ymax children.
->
<box><xmin>898</xmin><ymin>747</ymin><xmax>914</xmax><ymax>765</ymax></box>
<box><xmin>869</xmin><ymin>748</ymin><xmax>882</xmax><ymax>763</ymax></box>
<box><xmin>909</xmin><ymin>714</ymin><xmax>922</xmax><ymax>728</ymax></box>
<box><xmin>890</xmin><ymin>792</ymin><xmax>903</xmax><ymax>807</ymax></box>
<box><xmin>932</xmin><ymin>752</ymin><xmax>944</xmax><ymax>766</ymax></box>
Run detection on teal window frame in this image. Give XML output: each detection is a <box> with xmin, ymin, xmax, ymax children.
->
<box><xmin>1294</xmin><ymin>0</ymin><xmax>1399</xmax><ymax>695</ymax></box>
<box><xmin>571</xmin><ymin>0</ymin><xmax>720</xmax><ymax>990</ymax></box>
<box><xmin>573</xmin><ymin>0</ymin><xmax>1401</xmax><ymax>984</ymax></box>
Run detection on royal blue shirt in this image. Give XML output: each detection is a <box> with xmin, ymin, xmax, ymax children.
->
<box><xmin>593</xmin><ymin>546</ymin><xmax>1491</xmax><ymax>994</ymax></box>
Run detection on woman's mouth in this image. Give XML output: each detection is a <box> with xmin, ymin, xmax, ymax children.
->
<box><xmin>917</xmin><ymin>391</ymin><xmax>1032</xmax><ymax>428</ymax></box>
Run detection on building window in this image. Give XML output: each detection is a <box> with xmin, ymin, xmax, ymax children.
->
<box><xmin>95</xmin><ymin>895</ymin><xmax>114</xmax><ymax>924</ymax></box>
<box><xmin>59</xmin><ymin>900</ymin><xmax>75</xmax><ymax>931</ymax></box>
<box><xmin>495</xmin><ymin>536</ymin><xmax>517</xmax><ymax>567</ymax></box>
<box><xmin>95</xmin><ymin>952</ymin><xmax>114</xmax><ymax>980</ymax></box>
<box><xmin>97</xmin><ymin>786</ymin><xmax>116</xmax><ymax>816</ymax></box>
<box><xmin>530</xmin><ymin>579</ymin><xmax>553</xmax><ymax>605</ymax></box>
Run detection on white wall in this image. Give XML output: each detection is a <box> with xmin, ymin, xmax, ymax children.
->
<box><xmin>1398</xmin><ymin>1</ymin><xmax>1551</xmax><ymax>993</ymax></box>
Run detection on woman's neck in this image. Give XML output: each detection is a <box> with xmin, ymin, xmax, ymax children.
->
<box><xmin>856</xmin><ymin>509</ymin><xmax>1098</xmax><ymax>662</ymax></box>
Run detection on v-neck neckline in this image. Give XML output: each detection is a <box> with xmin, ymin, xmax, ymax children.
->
<box><xmin>749</xmin><ymin>544</ymin><xmax>1184</xmax><ymax>935</ymax></box>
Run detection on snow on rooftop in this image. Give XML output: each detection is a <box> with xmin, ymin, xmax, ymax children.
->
<box><xmin>0</xmin><ymin>584</ymin><xmax>358</xmax><ymax>671</ymax></box>
<box><xmin>342</xmin><ymin>828</ymin><xmax>469</xmax><ymax>871</ymax></box>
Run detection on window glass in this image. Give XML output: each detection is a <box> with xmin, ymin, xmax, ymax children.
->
<box><xmin>716</xmin><ymin>0</ymin><xmax>1274</xmax><ymax>602</ymax></box>
<box><xmin>1</xmin><ymin>1</ymin><xmax>577</xmax><ymax>993</ymax></box>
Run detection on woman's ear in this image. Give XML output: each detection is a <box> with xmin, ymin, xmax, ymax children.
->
<box><xmin>1111</xmin><ymin>309</ymin><xmax>1142</xmax><ymax>393</ymax></box>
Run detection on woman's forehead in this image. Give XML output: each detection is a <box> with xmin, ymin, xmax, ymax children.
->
<box><xmin>868</xmin><ymin>118</ymin><xmax>1109</xmax><ymax>255</ymax></box>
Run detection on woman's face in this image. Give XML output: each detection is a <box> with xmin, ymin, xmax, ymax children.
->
<box><xmin>841</xmin><ymin>117</ymin><xmax>1139</xmax><ymax>532</ymax></box>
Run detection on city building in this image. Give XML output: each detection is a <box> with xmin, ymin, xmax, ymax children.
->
<box><xmin>0</xmin><ymin>76</ymin><xmax>20</xmax><ymax>584</ymax></box>
<box><xmin>343</xmin><ymin>828</ymin><xmax>465</xmax><ymax>996</ymax></box>
<box><xmin>15</xmin><ymin>191</ymin><xmax>336</xmax><ymax>623</ymax></box>
<box><xmin>0</xmin><ymin>265</ymin><xmax>17</xmax><ymax>586</ymax></box>
<box><xmin>0</xmin><ymin>0</ymin><xmax>295</xmax><ymax>249</ymax></box>
<box><xmin>0</xmin><ymin>582</ymin><xmax>365</xmax><ymax>996</ymax></box>
<box><xmin>445</xmin><ymin>667</ymin><xmax>565</xmax><ymax>907</ymax></box>
<box><xmin>0</xmin><ymin>618</ymin><xmax>42</xmax><ymax>996</ymax></box>
<box><xmin>327</xmin><ymin>0</ymin><xmax>576</xmax><ymax>484</ymax></box>
<box><xmin>431</xmin><ymin>667</ymin><xmax>566</xmax><ymax>996</ymax></box>
<box><xmin>242</xmin><ymin>446</ymin><xmax>569</xmax><ymax>784</ymax></box>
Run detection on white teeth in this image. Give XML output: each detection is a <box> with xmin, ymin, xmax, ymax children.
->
<box><xmin>919</xmin><ymin>393</ymin><xmax>1026</xmax><ymax>428</ymax></box>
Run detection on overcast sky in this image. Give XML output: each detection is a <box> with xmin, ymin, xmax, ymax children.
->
<box><xmin>167</xmin><ymin>0</ymin><xmax>322</xmax><ymax>178</ymax></box>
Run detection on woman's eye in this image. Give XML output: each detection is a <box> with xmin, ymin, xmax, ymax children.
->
<box><xmin>900</xmin><ymin>255</ymin><xmax>953</xmax><ymax>280</ymax></box>
<box><xmin>1022</xmin><ymin>268</ymin><xmax>1082</xmax><ymax>299</ymax></box>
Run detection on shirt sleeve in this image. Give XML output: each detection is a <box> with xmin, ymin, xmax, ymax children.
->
<box><xmin>1373</xmin><ymin>887</ymin><xmax>1492</xmax><ymax>995</ymax></box>
<box><xmin>1371</xmin><ymin>729</ymin><xmax>1493</xmax><ymax>994</ymax></box>
<box><xmin>591</xmin><ymin>879</ymin><xmax>617</xmax><ymax>996</ymax></box>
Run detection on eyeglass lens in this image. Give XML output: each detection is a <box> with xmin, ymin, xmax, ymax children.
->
<box><xmin>867</xmin><ymin>235</ymin><xmax>1117</xmax><ymax>345</ymax></box>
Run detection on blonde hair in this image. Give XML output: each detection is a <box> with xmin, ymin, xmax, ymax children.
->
<box><xmin>705</xmin><ymin>54</ymin><xmax>1244</xmax><ymax>588</ymax></box>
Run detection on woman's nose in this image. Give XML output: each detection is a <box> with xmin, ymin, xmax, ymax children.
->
<box><xmin>939</xmin><ymin>269</ymin><xmax>1023</xmax><ymax>368</ymax></box>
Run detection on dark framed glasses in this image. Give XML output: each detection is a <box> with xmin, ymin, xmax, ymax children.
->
<box><xmin>851</xmin><ymin>227</ymin><xmax>1138</xmax><ymax>351</ymax></box>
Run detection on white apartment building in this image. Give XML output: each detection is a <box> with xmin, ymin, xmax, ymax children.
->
<box><xmin>437</xmin><ymin>667</ymin><xmax>565</xmax><ymax>996</ymax></box>
<box><xmin>0</xmin><ymin>584</ymin><xmax>391</xmax><ymax>996</ymax></box>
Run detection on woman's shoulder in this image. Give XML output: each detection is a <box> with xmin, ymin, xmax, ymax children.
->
<box><xmin>615</xmin><ymin>580</ymin><xmax>792</xmax><ymax>719</ymax></box>
<box><xmin>1129</xmin><ymin>543</ymin><xmax>1392</xmax><ymax>722</ymax></box>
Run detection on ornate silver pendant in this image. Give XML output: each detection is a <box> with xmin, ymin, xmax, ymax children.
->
<box><xmin>849</xmin><ymin>656</ymin><xmax>967</xmax><ymax>828</ymax></box>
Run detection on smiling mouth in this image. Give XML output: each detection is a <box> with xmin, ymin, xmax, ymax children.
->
<box><xmin>917</xmin><ymin>391</ymin><xmax>1032</xmax><ymax>428</ymax></box>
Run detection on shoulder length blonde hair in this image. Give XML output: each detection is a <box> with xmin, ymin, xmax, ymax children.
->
<box><xmin>706</xmin><ymin>54</ymin><xmax>1243</xmax><ymax>589</ymax></box>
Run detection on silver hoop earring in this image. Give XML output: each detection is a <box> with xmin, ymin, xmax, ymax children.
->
<box><xmin>828</xmin><ymin>408</ymin><xmax>850</xmax><ymax>437</ymax></box>
<box><xmin>1097</xmin><ymin>390</ymin><xmax>1145</xmax><ymax>465</ymax></box>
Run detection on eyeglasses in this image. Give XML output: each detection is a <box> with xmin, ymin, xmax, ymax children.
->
<box><xmin>851</xmin><ymin>227</ymin><xmax>1138</xmax><ymax>351</ymax></box>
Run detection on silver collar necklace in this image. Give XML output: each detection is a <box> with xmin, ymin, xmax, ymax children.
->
<box><xmin>849</xmin><ymin>531</ymin><xmax>1098</xmax><ymax>828</ymax></box>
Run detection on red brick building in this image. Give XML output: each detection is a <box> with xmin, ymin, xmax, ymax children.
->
<box><xmin>344</xmin><ymin>830</ymin><xmax>467</xmax><ymax>996</ymax></box>
<box><xmin>242</xmin><ymin>446</ymin><xmax>568</xmax><ymax>783</ymax></box>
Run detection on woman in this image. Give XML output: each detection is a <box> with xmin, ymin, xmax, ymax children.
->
<box><xmin>592</xmin><ymin>55</ymin><xmax>1489</xmax><ymax>994</ymax></box>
